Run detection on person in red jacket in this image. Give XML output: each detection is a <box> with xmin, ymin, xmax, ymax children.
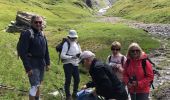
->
<box><xmin>123</xmin><ymin>43</ymin><xmax>154</xmax><ymax>100</ymax></box>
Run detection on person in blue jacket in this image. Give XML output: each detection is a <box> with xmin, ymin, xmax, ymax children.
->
<box><xmin>19</xmin><ymin>15</ymin><xmax>50</xmax><ymax>100</ymax></box>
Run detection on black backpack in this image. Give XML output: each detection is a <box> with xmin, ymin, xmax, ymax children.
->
<box><xmin>55</xmin><ymin>38</ymin><xmax>70</xmax><ymax>64</ymax></box>
<box><xmin>17</xmin><ymin>29</ymin><xmax>35</xmax><ymax>59</ymax></box>
<box><xmin>126</xmin><ymin>57</ymin><xmax>159</xmax><ymax>89</ymax></box>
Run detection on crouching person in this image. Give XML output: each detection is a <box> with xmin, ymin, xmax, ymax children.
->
<box><xmin>19</xmin><ymin>15</ymin><xmax>50</xmax><ymax>100</ymax></box>
<box><xmin>80</xmin><ymin>51</ymin><xmax>128</xmax><ymax>100</ymax></box>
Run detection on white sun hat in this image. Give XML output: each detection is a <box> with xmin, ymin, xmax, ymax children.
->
<box><xmin>67</xmin><ymin>30</ymin><xmax>78</xmax><ymax>38</ymax></box>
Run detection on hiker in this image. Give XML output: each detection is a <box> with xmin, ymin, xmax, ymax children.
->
<box><xmin>123</xmin><ymin>43</ymin><xmax>154</xmax><ymax>100</ymax></box>
<box><xmin>19</xmin><ymin>15</ymin><xmax>50</xmax><ymax>100</ymax></box>
<box><xmin>80</xmin><ymin>51</ymin><xmax>128</xmax><ymax>100</ymax></box>
<box><xmin>106</xmin><ymin>41</ymin><xmax>126</xmax><ymax>81</ymax></box>
<box><xmin>60</xmin><ymin>30</ymin><xmax>82</xmax><ymax>100</ymax></box>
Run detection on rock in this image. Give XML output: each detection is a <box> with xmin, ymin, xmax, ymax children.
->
<box><xmin>6</xmin><ymin>11</ymin><xmax>46</xmax><ymax>33</ymax></box>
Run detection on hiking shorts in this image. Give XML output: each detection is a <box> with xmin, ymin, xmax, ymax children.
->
<box><xmin>28</xmin><ymin>68</ymin><xmax>44</xmax><ymax>86</ymax></box>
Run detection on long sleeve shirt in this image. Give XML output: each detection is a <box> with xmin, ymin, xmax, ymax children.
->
<box><xmin>60</xmin><ymin>40</ymin><xmax>81</xmax><ymax>66</ymax></box>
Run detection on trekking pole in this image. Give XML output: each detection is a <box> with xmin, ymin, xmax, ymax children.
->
<box><xmin>134</xmin><ymin>86</ymin><xmax>136</xmax><ymax>100</ymax></box>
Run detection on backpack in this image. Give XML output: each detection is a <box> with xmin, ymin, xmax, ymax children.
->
<box><xmin>126</xmin><ymin>57</ymin><xmax>159</xmax><ymax>89</ymax></box>
<box><xmin>108</xmin><ymin>55</ymin><xmax>124</xmax><ymax>66</ymax></box>
<box><xmin>17</xmin><ymin>29</ymin><xmax>34</xmax><ymax>59</ymax></box>
<box><xmin>55</xmin><ymin>38</ymin><xmax>70</xmax><ymax>64</ymax></box>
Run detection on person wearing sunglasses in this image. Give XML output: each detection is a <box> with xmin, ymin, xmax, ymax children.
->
<box><xmin>18</xmin><ymin>15</ymin><xmax>50</xmax><ymax>100</ymax></box>
<box><xmin>80</xmin><ymin>51</ymin><xmax>128</xmax><ymax>100</ymax></box>
<box><xmin>106</xmin><ymin>41</ymin><xmax>126</xmax><ymax>82</ymax></box>
<box><xmin>60</xmin><ymin>30</ymin><xmax>82</xmax><ymax>100</ymax></box>
<box><xmin>123</xmin><ymin>43</ymin><xmax>154</xmax><ymax>100</ymax></box>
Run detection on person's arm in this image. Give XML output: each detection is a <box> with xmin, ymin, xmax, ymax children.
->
<box><xmin>123</xmin><ymin>62</ymin><xmax>129</xmax><ymax>85</ymax></box>
<box><xmin>137</xmin><ymin>60</ymin><xmax>154</xmax><ymax>88</ymax></box>
<box><xmin>19</xmin><ymin>31</ymin><xmax>32</xmax><ymax>73</ymax></box>
<box><xmin>44</xmin><ymin>37</ymin><xmax>50</xmax><ymax>70</ymax></box>
<box><xmin>60</xmin><ymin>42</ymin><xmax>73</xmax><ymax>59</ymax></box>
<box><xmin>86</xmin><ymin>81</ymin><xmax>95</xmax><ymax>88</ymax></box>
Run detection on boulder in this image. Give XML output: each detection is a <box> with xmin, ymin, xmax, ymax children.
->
<box><xmin>6</xmin><ymin>11</ymin><xmax>46</xmax><ymax>33</ymax></box>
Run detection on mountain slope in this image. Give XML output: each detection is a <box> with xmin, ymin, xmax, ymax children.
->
<box><xmin>0</xmin><ymin>0</ymin><xmax>160</xmax><ymax>99</ymax></box>
<box><xmin>106</xmin><ymin>0</ymin><xmax>170</xmax><ymax>23</ymax></box>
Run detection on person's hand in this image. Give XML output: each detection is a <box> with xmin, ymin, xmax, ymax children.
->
<box><xmin>132</xmin><ymin>81</ymin><xmax>138</xmax><ymax>86</ymax></box>
<box><xmin>46</xmin><ymin>65</ymin><xmax>50</xmax><ymax>71</ymax></box>
<box><xmin>92</xmin><ymin>89</ymin><xmax>97</xmax><ymax>96</ymax></box>
<box><xmin>27</xmin><ymin>70</ymin><xmax>33</xmax><ymax>76</ymax></box>
<box><xmin>81</xmin><ymin>85</ymin><xmax>87</xmax><ymax>90</ymax></box>
<box><xmin>117</xmin><ymin>64</ymin><xmax>124</xmax><ymax>72</ymax></box>
<box><xmin>72</xmin><ymin>56</ymin><xmax>78</xmax><ymax>59</ymax></box>
<box><xmin>127</xmin><ymin>82</ymin><xmax>133</xmax><ymax>88</ymax></box>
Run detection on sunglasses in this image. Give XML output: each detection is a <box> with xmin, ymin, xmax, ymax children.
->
<box><xmin>130</xmin><ymin>49</ymin><xmax>140</xmax><ymax>53</ymax></box>
<box><xmin>34</xmin><ymin>21</ymin><xmax>42</xmax><ymax>24</ymax></box>
<box><xmin>111</xmin><ymin>48</ymin><xmax>120</xmax><ymax>51</ymax></box>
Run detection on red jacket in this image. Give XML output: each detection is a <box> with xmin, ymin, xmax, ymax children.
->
<box><xmin>123</xmin><ymin>53</ymin><xmax>154</xmax><ymax>93</ymax></box>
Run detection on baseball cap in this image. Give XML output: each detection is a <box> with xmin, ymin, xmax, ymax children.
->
<box><xmin>79</xmin><ymin>51</ymin><xmax>95</xmax><ymax>63</ymax></box>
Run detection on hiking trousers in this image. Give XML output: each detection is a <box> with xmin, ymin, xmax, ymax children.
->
<box><xmin>63</xmin><ymin>63</ymin><xmax>80</xmax><ymax>97</ymax></box>
<box><xmin>130</xmin><ymin>93</ymin><xmax>149</xmax><ymax>100</ymax></box>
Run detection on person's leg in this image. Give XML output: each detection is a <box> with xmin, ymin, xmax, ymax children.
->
<box><xmin>130</xmin><ymin>93</ymin><xmax>136</xmax><ymax>100</ymax></box>
<box><xmin>72</xmin><ymin>66</ymin><xmax>80</xmax><ymax>98</ymax></box>
<box><xmin>28</xmin><ymin>69</ymin><xmax>40</xmax><ymax>100</ymax></box>
<box><xmin>35</xmin><ymin>68</ymin><xmax>44</xmax><ymax>100</ymax></box>
<box><xmin>63</xmin><ymin>64</ymin><xmax>73</xmax><ymax>99</ymax></box>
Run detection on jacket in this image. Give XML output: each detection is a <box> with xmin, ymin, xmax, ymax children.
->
<box><xmin>86</xmin><ymin>59</ymin><xmax>128</xmax><ymax>99</ymax></box>
<box><xmin>123</xmin><ymin>52</ymin><xmax>154</xmax><ymax>93</ymax></box>
<box><xmin>19</xmin><ymin>27</ymin><xmax>50</xmax><ymax>72</ymax></box>
<box><xmin>60</xmin><ymin>39</ymin><xmax>81</xmax><ymax>66</ymax></box>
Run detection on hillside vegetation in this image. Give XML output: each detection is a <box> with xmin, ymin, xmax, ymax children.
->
<box><xmin>0</xmin><ymin>0</ymin><xmax>160</xmax><ymax>99</ymax></box>
<box><xmin>106</xmin><ymin>0</ymin><xmax>170</xmax><ymax>23</ymax></box>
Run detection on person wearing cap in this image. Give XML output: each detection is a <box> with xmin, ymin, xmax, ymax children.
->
<box><xmin>60</xmin><ymin>30</ymin><xmax>82</xmax><ymax>100</ymax></box>
<box><xmin>80</xmin><ymin>51</ymin><xmax>128</xmax><ymax>100</ymax></box>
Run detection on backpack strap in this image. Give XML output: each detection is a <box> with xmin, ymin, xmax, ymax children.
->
<box><xmin>108</xmin><ymin>55</ymin><xmax>111</xmax><ymax>63</ymax></box>
<box><xmin>121</xmin><ymin>56</ymin><xmax>124</xmax><ymax>66</ymax></box>
<box><xmin>141</xmin><ymin>58</ymin><xmax>147</xmax><ymax>77</ymax></box>
<box><xmin>141</xmin><ymin>58</ymin><xmax>155</xmax><ymax>89</ymax></box>
<box><xmin>65</xmin><ymin>39</ymin><xmax>71</xmax><ymax>54</ymax></box>
<box><xmin>126</xmin><ymin>59</ymin><xmax>130</xmax><ymax>67</ymax></box>
<box><xmin>28</xmin><ymin>29</ymin><xmax>34</xmax><ymax>38</ymax></box>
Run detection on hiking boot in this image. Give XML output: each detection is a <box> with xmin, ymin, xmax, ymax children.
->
<box><xmin>72</xmin><ymin>93</ymin><xmax>77</xmax><ymax>100</ymax></box>
<box><xmin>66</xmin><ymin>96</ymin><xmax>72</xmax><ymax>100</ymax></box>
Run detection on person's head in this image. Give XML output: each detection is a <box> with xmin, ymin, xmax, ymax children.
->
<box><xmin>127</xmin><ymin>43</ymin><xmax>143</xmax><ymax>59</ymax></box>
<box><xmin>67</xmin><ymin>30</ymin><xmax>78</xmax><ymax>41</ymax></box>
<box><xmin>31</xmin><ymin>15</ymin><xmax>44</xmax><ymax>31</ymax></box>
<box><xmin>111</xmin><ymin>41</ymin><xmax>121</xmax><ymax>56</ymax></box>
<box><xmin>80</xmin><ymin>51</ymin><xmax>95</xmax><ymax>70</ymax></box>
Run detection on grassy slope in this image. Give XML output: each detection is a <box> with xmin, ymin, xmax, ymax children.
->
<box><xmin>0</xmin><ymin>0</ymin><xmax>160</xmax><ymax>99</ymax></box>
<box><xmin>106</xmin><ymin>0</ymin><xmax>170</xmax><ymax>23</ymax></box>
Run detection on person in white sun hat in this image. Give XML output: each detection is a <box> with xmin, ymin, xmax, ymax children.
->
<box><xmin>60</xmin><ymin>30</ymin><xmax>82</xmax><ymax>100</ymax></box>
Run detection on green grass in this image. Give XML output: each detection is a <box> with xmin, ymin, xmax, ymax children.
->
<box><xmin>0</xmin><ymin>0</ymin><xmax>161</xmax><ymax>99</ymax></box>
<box><xmin>106</xmin><ymin>0</ymin><xmax>170</xmax><ymax>23</ymax></box>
